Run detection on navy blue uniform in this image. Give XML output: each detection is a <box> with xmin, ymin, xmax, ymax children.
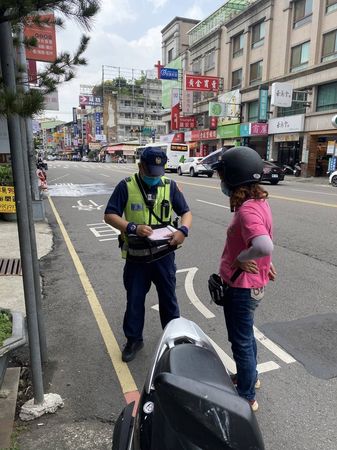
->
<box><xmin>105</xmin><ymin>177</ymin><xmax>190</xmax><ymax>342</ymax></box>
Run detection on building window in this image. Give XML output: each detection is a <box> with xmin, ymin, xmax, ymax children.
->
<box><xmin>326</xmin><ymin>0</ymin><xmax>337</xmax><ymax>13</ymax></box>
<box><xmin>231</xmin><ymin>68</ymin><xmax>242</xmax><ymax>89</ymax></box>
<box><xmin>316</xmin><ymin>82</ymin><xmax>337</xmax><ymax>111</ymax></box>
<box><xmin>290</xmin><ymin>41</ymin><xmax>310</xmax><ymax>72</ymax></box>
<box><xmin>278</xmin><ymin>91</ymin><xmax>307</xmax><ymax>116</ymax></box>
<box><xmin>251</xmin><ymin>21</ymin><xmax>265</xmax><ymax>48</ymax></box>
<box><xmin>124</xmin><ymin>100</ymin><xmax>131</xmax><ymax>106</ymax></box>
<box><xmin>248</xmin><ymin>101</ymin><xmax>259</xmax><ymax>122</ymax></box>
<box><xmin>322</xmin><ymin>30</ymin><xmax>337</xmax><ymax>62</ymax></box>
<box><xmin>192</xmin><ymin>59</ymin><xmax>201</xmax><ymax>74</ymax></box>
<box><xmin>168</xmin><ymin>48</ymin><xmax>173</xmax><ymax>63</ymax></box>
<box><xmin>204</xmin><ymin>51</ymin><xmax>215</xmax><ymax>71</ymax></box>
<box><xmin>250</xmin><ymin>61</ymin><xmax>263</xmax><ymax>85</ymax></box>
<box><xmin>293</xmin><ymin>0</ymin><xmax>313</xmax><ymax>28</ymax></box>
<box><xmin>233</xmin><ymin>33</ymin><xmax>244</xmax><ymax>57</ymax></box>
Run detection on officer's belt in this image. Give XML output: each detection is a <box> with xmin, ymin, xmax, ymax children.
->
<box><xmin>128</xmin><ymin>243</ymin><xmax>169</xmax><ymax>257</ymax></box>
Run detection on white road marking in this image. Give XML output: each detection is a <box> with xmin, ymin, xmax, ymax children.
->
<box><xmin>208</xmin><ymin>337</ymin><xmax>236</xmax><ymax>373</ymax></box>
<box><xmin>197</xmin><ymin>199</ymin><xmax>230</xmax><ymax>209</ymax></box>
<box><xmin>72</xmin><ymin>200</ymin><xmax>104</xmax><ymax>211</ymax></box>
<box><xmin>257</xmin><ymin>361</ymin><xmax>280</xmax><ymax>373</ymax></box>
<box><xmin>87</xmin><ymin>221</ymin><xmax>120</xmax><ymax>241</ymax></box>
<box><xmin>176</xmin><ymin>267</ymin><xmax>215</xmax><ymax>319</ymax></box>
<box><xmin>151</xmin><ymin>305</ymin><xmax>159</xmax><ymax>311</ymax></box>
<box><xmin>49</xmin><ymin>174</ymin><xmax>70</xmax><ymax>183</ymax></box>
<box><xmin>100</xmin><ymin>174</ymin><xmax>110</xmax><ymax>178</ymax></box>
<box><xmin>254</xmin><ymin>326</ymin><xmax>296</xmax><ymax>363</ymax></box>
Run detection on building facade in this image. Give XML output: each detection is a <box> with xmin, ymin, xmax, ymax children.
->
<box><xmin>161</xmin><ymin>0</ymin><xmax>337</xmax><ymax>176</ymax></box>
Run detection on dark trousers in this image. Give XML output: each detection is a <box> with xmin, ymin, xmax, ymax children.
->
<box><xmin>122</xmin><ymin>252</ymin><xmax>180</xmax><ymax>341</ymax></box>
<box><xmin>223</xmin><ymin>287</ymin><xmax>259</xmax><ymax>401</ymax></box>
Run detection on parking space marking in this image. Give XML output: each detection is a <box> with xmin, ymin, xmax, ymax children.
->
<box><xmin>87</xmin><ymin>221</ymin><xmax>120</xmax><ymax>241</ymax></box>
<box><xmin>254</xmin><ymin>326</ymin><xmax>296</xmax><ymax>364</ymax></box>
<box><xmin>176</xmin><ymin>267</ymin><xmax>215</xmax><ymax>319</ymax></box>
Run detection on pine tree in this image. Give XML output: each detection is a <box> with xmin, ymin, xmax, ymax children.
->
<box><xmin>0</xmin><ymin>0</ymin><xmax>100</xmax><ymax>116</ymax></box>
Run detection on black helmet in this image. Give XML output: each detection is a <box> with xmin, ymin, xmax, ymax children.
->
<box><xmin>212</xmin><ymin>146</ymin><xmax>263</xmax><ymax>188</ymax></box>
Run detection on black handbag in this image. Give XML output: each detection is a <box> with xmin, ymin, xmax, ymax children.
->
<box><xmin>208</xmin><ymin>269</ymin><xmax>243</xmax><ymax>306</ymax></box>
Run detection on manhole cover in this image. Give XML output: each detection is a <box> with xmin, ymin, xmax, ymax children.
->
<box><xmin>0</xmin><ymin>258</ymin><xmax>22</xmax><ymax>276</ymax></box>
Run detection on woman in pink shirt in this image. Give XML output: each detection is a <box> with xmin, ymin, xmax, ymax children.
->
<box><xmin>212</xmin><ymin>146</ymin><xmax>276</xmax><ymax>412</ymax></box>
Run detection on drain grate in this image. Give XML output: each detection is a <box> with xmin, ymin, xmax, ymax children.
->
<box><xmin>0</xmin><ymin>258</ymin><xmax>22</xmax><ymax>276</ymax></box>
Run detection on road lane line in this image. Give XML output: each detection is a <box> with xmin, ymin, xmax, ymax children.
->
<box><xmin>257</xmin><ymin>361</ymin><xmax>280</xmax><ymax>373</ymax></box>
<box><xmin>254</xmin><ymin>326</ymin><xmax>296</xmax><ymax>363</ymax></box>
<box><xmin>197</xmin><ymin>199</ymin><xmax>230</xmax><ymax>209</ymax></box>
<box><xmin>176</xmin><ymin>267</ymin><xmax>215</xmax><ymax>319</ymax></box>
<box><xmin>270</xmin><ymin>194</ymin><xmax>337</xmax><ymax>208</ymax></box>
<box><xmin>48</xmin><ymin>197</ymin><xmax>139</xmax><ymax>400</ymax></box>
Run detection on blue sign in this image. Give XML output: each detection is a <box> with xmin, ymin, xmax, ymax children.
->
<box><xmin>95</xmin><ymin>112</ymin><xmax>101</xmax><ymax>135</ymax></box>
<box><xmin>160</xmin><ymin>67</ymin><xmax>179</xmax><ymax>80</ymax></box>
<box><xmin>240</xmin><ymin>123</ymin><xmax>250</xmax><ymax>137</ymax></box>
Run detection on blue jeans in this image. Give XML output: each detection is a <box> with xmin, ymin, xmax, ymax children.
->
<box><xmin>123</xmin><ymin>253</ymin><xmax>180</xmax><ymax>341</ymax></box>
<box><xmin>223</xmin><ymin>287</ymin><xmax>259</xmax><ymax>401</ymax></box>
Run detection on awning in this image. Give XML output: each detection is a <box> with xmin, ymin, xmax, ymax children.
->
<box><xmin>106</xmin><ymin>145</ymin><xmax>136</xmax><ymax>154</ymax></box>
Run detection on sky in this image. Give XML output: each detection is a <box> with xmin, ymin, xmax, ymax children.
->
<box><xmin>43</xmin><ymin>0</ymin><xmax>225</xmax><ymax>122</ymax></box>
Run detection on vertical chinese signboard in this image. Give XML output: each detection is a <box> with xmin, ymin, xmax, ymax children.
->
<box><xmin>24</xmin><ymin>13</ymin><xmax>57</xmax><ymax>62</ymax></box>
<box><xmin>258</xmin><ymin>86</ymin><xmax>269</xmax><ymax>122</ymax></box>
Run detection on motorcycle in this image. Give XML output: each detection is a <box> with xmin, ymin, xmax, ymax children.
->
<box><xmin>112</xmin><ymin>317</ymin><xmax>265</xmax><ymax>450</ymax></box>
<box><xmin>293</xmin><ymin>162</ymin><xmax>302</xmax><ymax>177</ymax></box>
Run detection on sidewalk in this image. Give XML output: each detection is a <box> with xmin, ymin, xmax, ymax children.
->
<box><xmin>284</xmin><ymin>175</ymin><xmax>330</xmax><ymax>185</ymax></box>
<box><xmin>0</xmin><ymin>218</ymin><xmax>53</xmax><ymax>449</ymax></box>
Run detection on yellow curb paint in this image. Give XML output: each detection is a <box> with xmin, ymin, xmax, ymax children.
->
<box><xmin>48</xmin><ymin>196</ymin><xmax>138</xmax><ymax>395</ymax></box>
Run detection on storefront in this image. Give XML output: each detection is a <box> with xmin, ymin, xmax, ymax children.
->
<box><xmin>240</xmin><ymin>122</ymin><xmax>268</xmax><ymax>158</ymax></box>
<box><xmin>268</xmin><ymin>114</ymin><xmax>305</xmax><ymax>166</ymax></box>
<box><xmin>184</xmin><ymin>129</ymin><xmax>218</xmax><ymax>157</ymax></box>
<box><xmin>304</xmin><ymin>131</ymin><xmax>337</xmax><ymax>177</ymax></box>
<box><xmin>217</xmin><ymin>123</ymin><xmax>241</xmax><ymax>149</ymax></box>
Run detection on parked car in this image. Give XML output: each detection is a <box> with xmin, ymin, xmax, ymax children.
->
<box><xmin>329</xmin><ymin>170</ymin><xmax>337</xmax><ymax>187</ymax></box>
<box><xmin>177</xmin><ymin>156</ymin><xmax>214</xmax><ymax>177</ymax></box>
<box><xmin>261</xmin><ymin>161</ymin><xmax>285</xmax><ymax>185</ymax></box>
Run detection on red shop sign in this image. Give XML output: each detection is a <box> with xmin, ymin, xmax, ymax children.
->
<box><xmin>172</xmin><ymin>132</ymin><xmax>185</xmax><ymax>143</ymax></box>
<box><xmin>209</xmin><ymin>117</ymin><xmax>218</xmax><ymax>130</ymax></box>
<box><xmin>171</xmin><ymin>104</ymin><xmax>180</xmax><ymax>131</ymax></box>
<box><xmin>179</xmin><ymin>115</ymin><xmax>196</xmax><ymax>129</ymax></box>
<box><xmin>185</xmin><ymin>74</ymin><xmax>219</xmax><ymax>92</ymax></box>
<box><xmin>189</xmin><ymin>129</ymin><xmax>217</xmax><ymax>141</ymax></box>
<box><xmin>251</xmin><ymin>122</ymin><xmax>268</xmax><ymax>135</ymax></box>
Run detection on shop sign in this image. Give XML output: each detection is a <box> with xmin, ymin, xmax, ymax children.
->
<box><xmin>240</xmin><ymin>123</ymin><xmax>250</xmax><ymax>137</ymax></box>
<box><xmin>258</xmin><ymin>86</ymin><xmax>269</xmax><ymax>122</ymax></box>
<box><xmin>0</xmin><ymin>118</ymin><xmax>10</xmax><ymax>154</ymax></box>
<box><xmin>181</xmin><ymin>89</ymin><xmax>193</xmax><ymax>114</ymax></box>
<box><xmin>159</xmin><ymin>67</ymin><xmax>179</xmax><ymax>80</ymax></box>
<box><xmin>24</xmin><ymin>13</ymin><xmax>57</xmax><ymax>62</ymax></box>
<box><xmin>269</xmin><ymin>114</ymin><xmax>304</xmax><ymax>134</ymax></box>
<box><xmin>160</xmin><ymin>132</ymin><xmax>185</xmax><ymax>143</ymax></box>
<box><xmin>0</xmin><ymin>186</ymin><xmax>16</xmax><ymax>214</ymax></box>
<box><xmin>217</xmin><ymin>90</ymin><xmax>241</xmax><ymax>121</ymax></box>
<box><xmin>327</xmin><ymin>141</ymin><xmax>336</xmax><ymax>155</ymax></box>
<box><xmin>210</xmin><ymin>117</ymin><xmax>218</xmax><ymax>130</ymax></box>
<box><xmin>44</xmin><ymin>91</ymin><xmax>59</xmax><ymax>111</ymax></box>
<box><xmin>274</xmin><ymin>133</ymin><xmax>300</xmax><ymax>142</ymax></box>
<box><xmin>251</xmin><ymin>122</ymin><xmax>268</xmax><ymax>135</ymax></box>
<box><xmin>217</xmin><ymin>123</ymin><xmax>241</xmax><ymax>139</ymax></box>
<box><xmin>89</xmin><ymin>143</ymin><xmax>101</xmax><ymax>150</ymax></box>
<box><xmin>79</xmin><ymin>95</ymin><xmax>102</xmax><ymax>106</ymax></box>
<box><xmin>171</xmin><ymin>103</ymin><xmax>180</xmax><ymax>131</ymax></box>
<box><xmin>185</xmin><ymin>129</ymin><xmax>217</xmax><ymax>141</ymax></box>
<box><xmin>271</xmin><ymin>82</ymin><xmax>293</xmax><ymax>107</ymax></box>
<box><xmin>179</xmin><ymin>116</ymin><xmax>196</xmax><ymax>129</ymax></box>
<box><xmin>185</xmin><ymin>74</ymin><xmax>219</xmax><ymax>92</ymax></box>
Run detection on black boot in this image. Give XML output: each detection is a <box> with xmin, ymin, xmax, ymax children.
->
<box><xmin>122</xmin><ymin>340</ymin><xmax>144</xmax><ymax>362</ymax></box>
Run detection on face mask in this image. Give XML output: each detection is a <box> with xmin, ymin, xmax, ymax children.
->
<box><xmin>221</xmin><ymin>181</ymin><xmax>232</xmax><ymax>197</ymax></box>
<box><xmin>142</xmin><ymin>175</ymin><xmax>161</xmax><ymax>187</ymax></box>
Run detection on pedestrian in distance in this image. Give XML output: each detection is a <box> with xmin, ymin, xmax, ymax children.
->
<box><xmin>211</xmin><ymin>146</ymin><xmax>277</xmax><ymax>412</ymax></box>
<box><xmin>104</xmin><ymin>147</ymin><xmax>192</xmax><ymax>362</ymax></box>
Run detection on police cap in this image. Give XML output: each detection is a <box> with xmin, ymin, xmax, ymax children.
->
<box><xmin>140</xmin><ymin>147</ymin><xmax>167</xmax><ymax>176</ymax></box>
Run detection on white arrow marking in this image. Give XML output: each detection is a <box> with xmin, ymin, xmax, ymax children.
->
<box><xmin>176</xmin><ymin>267</ymin><xmax>215</xmax><ymax>319</ymax></box>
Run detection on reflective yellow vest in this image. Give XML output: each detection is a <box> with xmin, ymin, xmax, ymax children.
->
<box><xmin>121</xmin><ymin>174</ymin><xmax>172</xmax><ymax>258</ymax></box>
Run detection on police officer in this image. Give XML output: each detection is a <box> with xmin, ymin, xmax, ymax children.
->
<box><xmin>104</xmin><ymin>147</ymin><xmax>192</xmax><ymax>362</ymax></box>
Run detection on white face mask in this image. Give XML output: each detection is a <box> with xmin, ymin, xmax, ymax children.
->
<box><xmin>221</xmin><ymin>181</ymin><xmax>232</xmax><ymax>197</ymax></box>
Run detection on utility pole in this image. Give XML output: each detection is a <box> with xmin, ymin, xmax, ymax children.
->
<box><xmin>18</xmin><ymin>23</ymin><xmax>48</xmax><ymax>362</ymax></box>
<box><xmin>0</xmin><ymin>21</ymin><xmax>44</xmax><ymax>404</ymax></box>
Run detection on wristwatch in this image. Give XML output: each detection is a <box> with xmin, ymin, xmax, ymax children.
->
<box><xmin>178</xmin><ymin>225</ymin><xmax>189</xmax><ymax>237</ymax></box>
<box><xmin>126</xmin><ymin>222</ymin><xmax>138</xmax><ymax>235</ymax></box>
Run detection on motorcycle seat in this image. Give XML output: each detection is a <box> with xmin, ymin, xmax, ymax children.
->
<box><xmin>155</xmin><ymin>343</ymin><xmax>236</xmax><ymax>394</ymax></box>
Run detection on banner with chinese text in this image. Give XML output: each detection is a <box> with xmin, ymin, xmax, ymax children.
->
<box><xmin>0</xmin><ymin>186</ymin><xmax>16</xmax><ymax>213</ymax></box>
<box><xmin>185</xmin><ymin>74</ymin><xmax>219</xmax><ymax>92</ymax></box>
<box><xmin>24</xmin><ymin>13</ymin><xmax>57</xmax><ymax>62</ymax></box>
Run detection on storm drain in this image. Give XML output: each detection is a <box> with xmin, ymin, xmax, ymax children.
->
<box><xmin>0</xmin><ymin>258</ymin><xmax>22</xmax><ymax>276</ymax></box>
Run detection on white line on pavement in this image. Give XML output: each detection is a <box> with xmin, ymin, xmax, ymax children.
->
<box><xmin>49</xmin><ymin>174</ymin><xmax>70</xmax><ymax>183</ymax></box>
<box><xmin>253</xmin><ymin>326</ymin><xmax>296</xmax><ymax>363</ymax></box>
<box><xmin>196</xmin><ymin>199</ymin><xmax>230</xmax><ymax>209</ymax></box>
<box><xmin>176</xmin><ymin>267</ymin><xmax>215</xmax><ymax>319</ymax></box>
<box><xmin>257</xmin><ymin>361</ymin><xmax>280</xmax><ymax>373</ymax></box>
